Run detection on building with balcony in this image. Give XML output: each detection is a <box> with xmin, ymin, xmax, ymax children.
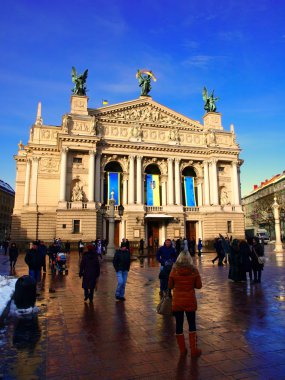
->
<box><xmin>12</xmin><ymin>94</ymin><xmax>244</xmax><ymax>248</ymax></box>
<box><xmin>0</xmin><ymin>180</ymin><xmax>15</xmax><ymax>241</ymax></box>
<box><xmin>242</xmin><ymin>171</ymin><xmax>285</xmax><ymax>239</ymax></box>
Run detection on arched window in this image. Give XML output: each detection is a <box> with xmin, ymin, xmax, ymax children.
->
<box><xmin>144</xmin><ymin>164</ymin><xmax>161</xmax><ymax>206</ymax></box>
<box><xmin>182</xmin><ymin>167</ymin><xmax>197</xmax><ymax>206</ymax></box>
<box><xmin>104</xmin><ymin>161</ymin><xmax>123</xmax><ymax>205</ymax></box>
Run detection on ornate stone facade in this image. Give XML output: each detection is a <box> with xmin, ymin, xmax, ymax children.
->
<box><xmin>12</xmin><ymin>95</ymin><xmax>244</xmax><ymax>248</ymax></box>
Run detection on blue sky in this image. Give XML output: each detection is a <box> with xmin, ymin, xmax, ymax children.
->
<box><xmin>0</xmin><ymin>0</ymin><xmax>284</xmax><ymax>196</ymax></box>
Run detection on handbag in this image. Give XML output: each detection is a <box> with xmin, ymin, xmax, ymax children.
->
<box><xmin>253</xmin><ymin>247</ymin><xmax>266</xmax><ymax>265</ymax></box>
<box><xmin>156</xmin><ymin>293</ymin><xmax>172</xmax><ymax>315</ymax></box>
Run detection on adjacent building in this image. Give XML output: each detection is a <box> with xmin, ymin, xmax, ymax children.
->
<box><xmin>0</xmin><ymin>180</ymin><xmax>15</xmax><ymax>241</ymax></box>
<box><xmin>242</xmin><ymin>171</ymin><xmax>285</xmax><ymax>239</ymax></box>
<box><xmin>12</xmin><ymin>93</ymin><xmax>244</xmax><ymax>248</ymax></box>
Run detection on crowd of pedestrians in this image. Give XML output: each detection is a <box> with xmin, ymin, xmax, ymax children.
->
<box><xmin>3</xmin><ymin>231</ymin><xmax>270</xmax><ymax>360</ymax></box>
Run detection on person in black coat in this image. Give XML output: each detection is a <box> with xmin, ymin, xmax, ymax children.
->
<box><xmin>79</xmin><ymin>245</ymin><xmax>100</xmax><ymax>302</ymax></box>
<box><xmin>113</xmin><ymin>242</ymin><xmax>131</xmax><ymax>301</ymax></box>
<box><xmin>25</xmin><ymin>241</ymin><xmax>44</xmax><ymax>283</ymax></box>
<box><xmin>239</xmin><ymin>240</ymin><xmax>252</xmax><ymax>282</ymax></box>
<box><xmin>9</xmin><ymin>242</ymin><xmax>19</xmax><ymax>272</ymax></box>
<box><xmin>251</xmin><ymin>237</ymin><xmax>264</xmax><ymax>283</ymax></box>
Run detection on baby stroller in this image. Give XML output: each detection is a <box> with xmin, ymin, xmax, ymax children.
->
<box><xmin>54</xmin><ymin>252</ymin><xmax>68</xmax><ymax>274</ymax></box>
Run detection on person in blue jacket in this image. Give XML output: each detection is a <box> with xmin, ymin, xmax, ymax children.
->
<box><xmin>156</xmin><ymin>239</ymin><xmax>177</xmax><ymax>295</ymax></box>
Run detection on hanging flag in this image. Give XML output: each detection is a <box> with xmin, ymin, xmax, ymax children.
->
<box><xmin>102</xmin><ymin>99</ymin><xmax>109</xmax><ymax>105</ymax></box>
<box><xmin>146</xmin><ymin>174</ymin><xmax>160</xmax><ymax>206</ymax></box>
<box><xmin>107</xmin><ymin>172</ymin><xmax>120</xmax><ymax>205</ymax></box>
<box><xmin>184</xmin><ymin>177</ymin><xmax>196</xmax><ymax>206</ymax></box>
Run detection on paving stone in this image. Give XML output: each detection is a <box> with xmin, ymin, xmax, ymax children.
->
<box><xmin>0</xmin><ymin>245</ymin><xmax>284</xmax><ymax>379</ymax></box>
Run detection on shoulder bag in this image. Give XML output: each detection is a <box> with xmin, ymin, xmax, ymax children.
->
<box><xmin>157</xmin><ymin>293</ymin><xmax>172</xmax><ymax>315</ymax></box>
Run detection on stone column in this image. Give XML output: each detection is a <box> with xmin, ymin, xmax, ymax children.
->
<box><xmin>174</xmin><ymin>158</ymin><xmax>181</xmax><ymax>205</ymax></box>
<box><xmin>88</xmin><ymin>150</ymin><xmax>95</xmax><ymax>202</ymax></box>
<box><xmin>128</xmin><ymin>155</ymin><xmax>135</xmax><ymax>204</ymax></box>
<box><xmin>167</xmin><ymin>158</ymin><xmax>174</xmax><ymax>205</ymax></box>
<box><xmin>95</xmin><ymin>153</ymin><xmax>101</xmax><ymax>202</ymax></box>
<box><xmin>136</xmin><ymin>155</ymin><xmax>142</xmax><ymax>204</ymax></box>
<box><xmin>203</xmin><ymin>161</ymin><xmax>210</xmax><ymax>206</ymax></box>
<box><xmin>59</xmin><ymin>147</ymin><xmax>68</xmax><ymax>202</ymax></box>
<box><xmin>106</xmin><ymin>196</ymin><xmax>115</xmax><ymax>257</ymax></box>
<box><xmin>161</xmin><ymin>176</ymin><xmax>167</xmax><ymax>206</ymax></box>
<box><xmin>231</xmin><ymin>161</ymin><xmax>240</xmax><ymax>205</ymax></box>
<box><xmin>24</xmin><ymin>159</ymin><xmax>31</xmax><ymax>206</ymax></box>
<box><xmin>100</xmin><ymin>171</ymin><xmax>104</xmax><ymax>203</ymax></box>
<box><xmin>198</xmin><ymin>220</ymin><xmax>203</xmax><ymax>239</ymax></box>
<box><xmin>197</xmin><ymin>179</ymin><xmax>203</xmax><ymax>207</ymax></box>
<box><xmin>160</xmin><ymin>222</ymin><xmax>166</xmax><ymax>245</ymax></box>
<box><xmin>30</xmin><ymin>157</ymin><xmax>39</xmax><ymax>204</ymax></box>
<box><xmin>210</xmin><ymin>159</ymin><xmax>219</xmax><ymax>205</ymax></box>
<box><xmin>272</xmin><ymin>197</ymin><xmax>283</xmax><ymax>253</ymax></box>
<box><xmin>120</xmin><ymin>219</ymin><xmax>126</xmax><ymax>242</ymax></box>
<box><xmin>123</xmin><ymin>174</ymin><xmax>128</xmax><ymax>205</ymax></box>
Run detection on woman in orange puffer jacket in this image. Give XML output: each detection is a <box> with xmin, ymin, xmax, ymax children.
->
<box><xmin>168</xmin><ymin>250</ymin><xmax>202</xmax><ymax>357</ymax></box>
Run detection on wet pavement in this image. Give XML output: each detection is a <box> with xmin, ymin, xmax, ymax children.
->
<box><xmin>0</xmin><ymin>246</ymin><xmax>285</xmax><ymax>380</ymax></box>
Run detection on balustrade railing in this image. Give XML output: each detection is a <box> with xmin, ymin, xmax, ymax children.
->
<box><xmin>145</xmin><ymin>206</ymin><xmax>163</xmax><ymax>212</ymax></box>
<box><xmin>183</xmin><ymin>206</ymin><xmax>199</xmax><ymax>212</ymax></box>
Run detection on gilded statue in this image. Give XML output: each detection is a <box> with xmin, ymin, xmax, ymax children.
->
<box><xmin>71</xmin><ymin>66</ymin><xmax>88</xmax><ymax>96</ymax></box>
<box><xmin>202</xmin><ymin>87</ymin><xmax>219</xmax><ymax>113</ymax></box>
<box><xmin>136</xmin><ymin>69</ymin><xmax>156</xmax><ymax>96</ymax></box>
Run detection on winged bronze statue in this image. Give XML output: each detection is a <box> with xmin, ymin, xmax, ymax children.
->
<box><xmin>71</xmin><ymin>66</ymin><xmax>88</xmax><ymax>96</ymax></box>
<box><xmin>203</xmin><ymin>87</ymin><xmax>219</xmax><ymax>113</ymax></box>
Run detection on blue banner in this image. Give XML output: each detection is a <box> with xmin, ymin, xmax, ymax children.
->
<box><xmin>184</xmin><ymin>177</ymin><xmax>196</xmax><ymax>206</ymax></box>
<box><xmin>107</xmin><ymin>172</ymin><xmax>120</xmax><ymax>205</ymax></box>
<box><xmin>146</xmin><ymin>174</ymin><xmax>160</xmax><ymax>206</ymax></box>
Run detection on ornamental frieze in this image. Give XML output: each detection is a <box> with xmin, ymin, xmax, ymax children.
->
<box><xmin>39</xmin><ymin>157</ymin><xmax>60</xmax><ymax>173</ymax></box>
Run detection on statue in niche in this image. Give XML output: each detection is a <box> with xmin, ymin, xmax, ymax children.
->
<box><xmin>220</xmin><ymin>188</ymin><xmax>229</xmax><ymax>206</ymax></box>
<box><xmin>203</xmin><ymin>87</ymin><xmax>219</xmax><ymax>113</ymax></box>
<box><xmin>72</xmin><ymin>182</ymin><xmax>83</xmax><ymax>202</ymax></box>
<box><xmin>62</xmin><ymin>115</ymin><xmax>70</xmax><ymax>133</ymax></box>
<box><xmin>207</xmin><ymin>130</ymin><xmax>216</xmax><ymax>146</ymax></box>
<box><xmin>71</xmin><ymin>66</ymin><xmax>88</xmax><ymax>96</ymax></box>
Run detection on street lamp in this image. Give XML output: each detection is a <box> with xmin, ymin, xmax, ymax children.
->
<box><xmin>272</xmin><ymin>197</ymin><xmax>283</xmax><ymax>253</ymax></box>
<box><xmin>118</xmin><ymin>204</ymin><xmax>124</xmax><ymax>217</ymax></box>
<box><xmin>99</xmin><ymin>203</ymin><xmax>107</xmax><ymax>239</ymax></box>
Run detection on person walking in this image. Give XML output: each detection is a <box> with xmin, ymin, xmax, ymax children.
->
<box><xmin>197</xmin><ymin>239</ymin><xmax>203</xmax><ymax>257</ymax></box>
<box><xmin>25</xmin><ymin>241</ymin><xmax>44</xmax><ymax>284</ymax></box>
<box><xmin>139</xmin><ymin>238</ymin><xmax>144</xmax><ymax>256</ymax></box>
<box><xmin>79</xmin><ymin>244</ymin><xmax>100</xmax><ymax>302</ymax></box>
<box><xmin>228</xmin><ymin>239</ymin><xmax>241</xmax><ymax>281</ymax></box>
<box><xmin>113</xmin><ymin>242</ymin><xmax>131</xmax><ymax>301</ymax></box>
<box><xmin>175</xmin><ymin>238</ymin><xmax>181</xmax><ymax>256</ymax></box>
<box><xmin>9</xmin><ymin>242</ymin><xmax>19</xmax><ymax>272</ymax></box>
<box><xmin>156</xmin><ymin>239</ymin><xmax>177</xmax><ymax>295</ymax></box>
<box><xmin>168</xmin><ymin>251</ymin><xmax>202</xmax><ymax>357</ymax></box>
<box><xmin>239</xmin><ymin>240</ymin><xmax>252</xmax><ymax>282</ymax></box>
<box><xmin>251</xmin><ymin>237</ymin><xmax>264</xmax><ymax>283</ymax></box>
<box><xmin>38</xmin><ymin>241</ymin><xmax>47</xmax><ymax>273</ymax></box>
<box><xmin>65</xmin><ymin>241</ymin><xmax>71</xmax><ymax>254</ymax></box>
<box><xmin>78</xmin><ymin>239</ymin><xmax>84</xmax><ymax>258</ymax></box>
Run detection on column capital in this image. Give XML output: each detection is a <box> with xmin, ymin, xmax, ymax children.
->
<box><xmin>136</xmin><ymin>155</ymin><xmax>143</xmax><ymax>161</ymax></box>
<box><xmin>167</xmin><ymin>157</ymin><xmax>174</xmax><ymax>163</ymax></box>
<box><xmin>203</xmin><ymin>160</ymin><xmax>210</xmax><ymax>166</ymax></box>
<box><xmin>174</xmin><ymin>158</ymin><xmax>180</xmax><ymax>164</ymax></box>
<box><xmin>32</xmin><ymin>157</ymin><xmax>40</xmax><ymax>163</ymax></box>
<box><xmin>62</xmin><ymin>147</ymin><xmax>69</xmax><ymax>153</ymax></box>
<box><xmin>89</xmin><ymin>150</ymin><xmax>96</xmax><ymax>156</ymax></box>
<box><xmin>211</xmin><ymin>158</ymin><xmax>218</xmax><ymax>165</ymax></box>
<box><xmin>231</xmin><ymin>160</ymin><xmax>238</xmax><ymax>167</ymax></box>
<box><xmin>129</xmin><ymin>154</ymin><xmax>135</xmax><ymax>161</ymax></box>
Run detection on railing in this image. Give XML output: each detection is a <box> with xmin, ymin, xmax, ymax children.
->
<box><xmin>106</xmin><ymin>205</ymin><xmax>119</xmax><ymax>211</ymax></box>
<box><xmin>183</xmin><ymin>206</ymin><xmax>199</xmax><ymax>212</ymax></box>
<box><xmin>66</xmin><ymin>202</ymin><xmax>88</xmax><ymax>209</ymax></box>
<box><xmin>145</xmin><ymin>206</ymin><xmax>163</xmax><ymax>212</ymax></box>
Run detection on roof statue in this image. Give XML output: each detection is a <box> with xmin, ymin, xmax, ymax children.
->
<box><xmin>71</xmin><ymin>67</ymin><xmax>88</xmax><ymax>96</ymax></box>
<box><xmin>202</xmin><ymin>87</ymin><xmax>219</xmax><ymax>113</ymax></box>
<box><xmin>136</xmin><ymin>69</ymin><xmax>156</xmax><ymax>96</ymax></box>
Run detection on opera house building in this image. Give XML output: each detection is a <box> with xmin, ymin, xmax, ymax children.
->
<box><xmin>12</xmin><ymin>91</ymin><xmax>244</xmax><ymax>249</ymax></box>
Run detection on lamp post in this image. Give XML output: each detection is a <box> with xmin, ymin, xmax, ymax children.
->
<box><xmin>99</xmin><ymin>203</ymin><xmax>107</xmax><ymax>239</ymax></box>
<box><xmin>272</xmin><ymin>197</ymin><xmax>283</xmax><ymax>253</ymax></box>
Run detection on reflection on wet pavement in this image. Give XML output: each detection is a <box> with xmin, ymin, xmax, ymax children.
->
<box><xmin>0</xmin><ymin>246</ymin><xmax>285</xmax><ymax>379</ymax></box>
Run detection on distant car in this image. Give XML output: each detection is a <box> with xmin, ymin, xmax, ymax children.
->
<box><xmin>256</xmin><ymin>232</ymin><xmax>270</xmax><ymax>245</ymax></box>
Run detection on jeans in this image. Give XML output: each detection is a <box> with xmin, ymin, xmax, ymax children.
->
<box><xmin>29</xmin><ymin>269</ymin><xmax>41</xmax><ymax>283</ymax></box>
<box><xmin>115</xmin><ymin>270</ymin><xmax>128</xmax><ymax>298</ymax></box>
<box><xmin>173</xmin><ymin>311</ymin><xmax>196</xmax><ymax>334</ymax></box>
<box><xmin>84</xmin><ymin>288</ymin><xmax>94</xmax><ymax>301</ymax></box>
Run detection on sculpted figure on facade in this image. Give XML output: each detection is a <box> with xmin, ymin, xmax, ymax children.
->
<box><xmin>220</xmin><ymin>187</ymin><xmax>230</xmax><ymax>206</ymax></box>
<box><xmin>207</xmin><ymin>130</ymin><xmax>216</xmax><ymax>146</ymax></box>
<box><xmin>130</xmin><ymin>124</ymin><xmax>142</xmax><ymax>142</ymax></box>
<box><xmin>72</xmin><ymin>182</ymin><xmax>84</xmax><ymax>202</ymax></box>
<box><xmin>62</xmin><ymin>115</ymin><xmax>70</xmax><ymax>133</ymax></box>
<box><xmin>169</xmin><ymin>128</ymin><xmax>180</xmax><ymax>144</ymax></box>
<box><xmin>159</xmin><ymin>160</ymin><xmax>168</xmax><ymax>175</ymax></box>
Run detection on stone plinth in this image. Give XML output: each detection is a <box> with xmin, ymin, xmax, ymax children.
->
<box><xmin>70</xmin><ymin>95</ymin><xmax>88</xmax><ymax>115</ymax></box>
<box><xmin>203</xmin><ymin>112</ymin><xmax>223</xmax><ymax>130</ymax></box>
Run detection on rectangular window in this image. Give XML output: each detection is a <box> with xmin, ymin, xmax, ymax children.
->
<box><xmin>62</xmin><ymin>224</ymin><xmax>66</xmax><ymax>229</ymax></box>
<box><xmin>218</xmin><ymin>167</ymin><xmax>224</xmax><ymax>172</ymax></box>
<box><xmin>73</xmin><ymin>220</ymin><xmax>80</xmax><ymax>234</ymax></box>
<box><xmin>73</xmin><ymin>157</ymin><xmax>82</xmax><ymax>164</ymax></box>
<box><xmin>227</xmin><ymin>221</ymin><xmax>232</xmax><ymax>233</ymax></box>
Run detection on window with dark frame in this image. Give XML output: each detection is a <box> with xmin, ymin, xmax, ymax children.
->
<box><xmin>73</xmin><ymin>220</ymin><xmax>80</xmax><ymax>233</ymax></box>
<box><xmin>73</xmin><ymin>157</ymin><xmax>82</xmax><ymax>164</ymax></box>
<box><xmin>227</xmin><ymin>221</ymin><xmax>232</xmax><ymax>233</ymax></box>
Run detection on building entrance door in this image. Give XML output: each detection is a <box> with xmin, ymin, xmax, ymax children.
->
<box><xmin>147</xmin><ymin>221</ymin><xmax>159</xmax><ymax>254</ymax></box>
<box><xmin>186</xmin><ymin>221</ymin><xmax>196</xmax><ymax>240</ymax></box>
